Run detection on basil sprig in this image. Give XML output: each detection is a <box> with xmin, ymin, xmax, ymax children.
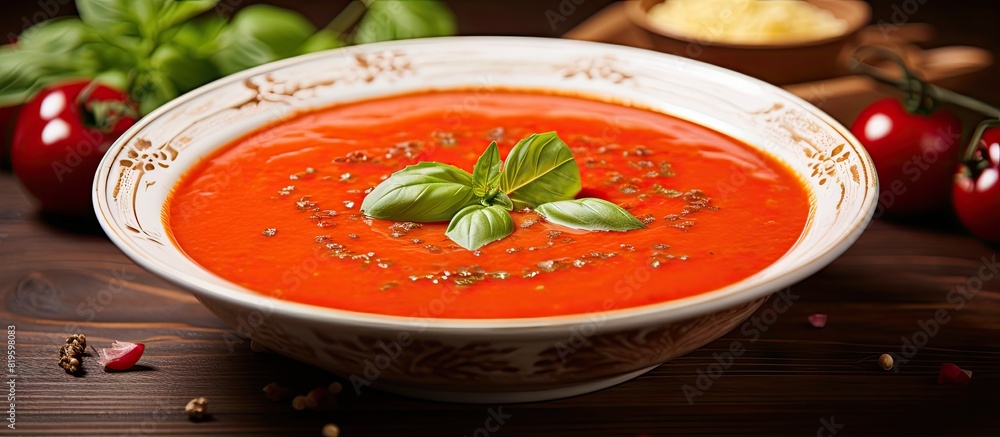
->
<box><xmin>1</xmin><ymin>0</ymin><xmax>456</xmax><ymax>112</ymax></box>
<box><xmin>362</xmin><ymin>132</ymin><xmax>645</xmax><ymax>250</ymax></box>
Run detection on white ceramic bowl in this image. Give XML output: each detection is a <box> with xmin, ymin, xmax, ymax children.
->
<box><xmin>94</xmin><ymin>37</ymin><xmax>877</xmax><ymax>403</ymax></box>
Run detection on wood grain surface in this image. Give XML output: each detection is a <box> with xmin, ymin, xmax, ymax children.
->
<box><xmin>3</xmin><ymin>2</ymin><xmax>1000</xmax><ymax>436</ymax></box>
<box><xmin>3</xmin><ymin>170</ymin><xmax>1000</xmax><ymax>437</ymax></box>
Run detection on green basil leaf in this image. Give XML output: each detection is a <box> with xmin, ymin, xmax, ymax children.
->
<box><xmin>490</xmin><ymin>191</ymin><xmax>514</xmax><ymax>211</ymax></box>
<box><xmin>78</xmin><ymin>0</ymin><xmax>218</xmax><ymax>39</ymax></box>
<box><xmin>86</xmin><ymin>40</ymin><xmax>139</xmax><ymax>73</ymax></box>
<box><xmin>210</xmin><ymin>5</ymin><xmax>317</xmax><ymax>75</ymax></box>
<box><xmin>471</xmin><ymin>141</ymin><xmax>502</xmax><ymax>197</ymax></box>
<box><xmin>445</xmin><ymin>204</ymin><xmax>514</xmax><ymax>251</ymax></box>
<box><xmin>0</xmin><ymin>44</ymin><xmax>103</xmax><ymax>107</ymax></box>
<box><xmin>92</xmin><ymin>69</ymin><xmax>130</xmax><ymax>91</ymax></box>
<box><xmin>536</xmin><ymin>198</ymin><xmax>646</xmax><ymax>232</ymax></box>
<box><xmin>500</xmin><ymin>132</ymin><xmax>581</xmax><ymax>209</ymax></box>
<box><xmin>361</xmin><ymin>162</ymin><xmax>478</xmax><ymax>222</ymax></box>
<box><xmin>133</xmin><ymin>69</ymin><xmax>178</xmax><ymax>115</ymax></box>
<box><xmin>150</xmin><ymin>43</ymin><xmax>219</xmax><ymax>93</ymax></box>
<box><xmin>155</xmin><ymin>0</ymin><xmax>219</xmax><ymax>31</ymax></box>
<box><xmin>76</xmin><ymin>0</ymin><xmax>139</xmax><ymax>37</ymax></box>
<box><xmin>354</xmin><ymin>0</ymin><xmax>456</xmax><ymax>44</ymax></box>
<box><xmin>169</xmin><ymin>17</ymin><xmax>227</xmax><ymax>55</ymax></box>
<box><xmin>17</xmin><ymin>18</ymin><xmax>98</xmax><ymax>52</ymax></box>
<box><xmin>295</xmin><ymin>29</ymin><xmax>346</xmax><ymax>55</ymax></box>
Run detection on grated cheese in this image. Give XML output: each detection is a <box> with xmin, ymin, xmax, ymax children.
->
<box><xmin>647</xmin><ymin>0</ymin><xmax>849</xmax><ymax>44</ymax></box>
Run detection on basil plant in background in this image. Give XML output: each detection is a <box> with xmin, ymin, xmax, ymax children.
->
<box><xmin>361</xmin><ymin>132</ymin><xmax>647</xmax><ymax>250</ymax></box>
<box><xmin>0</xmin><ymin>0</ymin><xmax>456</xmax><ymax>114</ymax></box>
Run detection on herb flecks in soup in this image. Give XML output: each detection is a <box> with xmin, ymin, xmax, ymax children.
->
<box><xmin>362</xmin><ymin>132</ymin><xmax>645</xmax><ymax>250</ymax></box>
<box><xmin>168</xmin><ymin>91</ymin><xmax>809</xmax><ymax>319</ymax></box>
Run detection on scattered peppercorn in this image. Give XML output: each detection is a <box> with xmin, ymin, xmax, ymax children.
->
<box><xmin>67</xmin><ymin>333</ymin><xmax>87</xmax><ymax>349</ymax></box>
<box><xmin>878</xmin><ymin>354</ymin><xmax>894</xmax><ymax>371</ymax></box>
<box><xmin>185</xmin><ymin>397</ymin><xmax>209</xmax><ymax>421</ymax></box>
<box><xmin>322</xmin><ymin>423</ymin><xmax>341</xmax><ymax>437</ymax></box>
<box><xmin>58</xmin><ymin>356</ymin><xmax>80</xmax><ymax>374</ymax></box>
<box><xmin>59</xmin><ymin>343</ymin><xmax>83</xmax><ymax>358</ymax></box>
<box><xmin>291</xmin><ymin>395</ymin><xmax>310</xmax><ymax>411</ymax></box>
<box><xmin>58</xmin><ymin>334</ymin><xmax>86</xmax><ymax>375</ymax></box>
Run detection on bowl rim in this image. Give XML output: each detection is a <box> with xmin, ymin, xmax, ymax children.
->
<box><xmin>624</xmin><ymin>0</ymin><xmax>872</xmax><ymax>50</ymax></box>
<box><xmin>94</xmin><ymin>36</ymin><xmax>878</xmax><ymax>335</ymax></box>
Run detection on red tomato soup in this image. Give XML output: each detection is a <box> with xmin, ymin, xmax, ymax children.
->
<box><xmin>168</xmin><ymin>91</ymin><xmax>809</xmax><ymax>318</ymax></box>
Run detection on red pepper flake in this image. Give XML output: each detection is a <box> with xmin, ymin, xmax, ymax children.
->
<box><xmin>96</xmin><ymin>340</ymin><xmax>145</xmax><ymax>371</ymax></box>
<box><xmin>262</xmin><ymin>382</ymin><xmax>290</xmax><ymax>402</ymax></box>
<box><xmin>807</xmin><ymin>313</ymin><xmax>827</xmax><ymax>328</ymax></box>
<box><xmin>937</xmin><ymin>363</ymin><xmax>972</xmax><ymax>385</ymax></box>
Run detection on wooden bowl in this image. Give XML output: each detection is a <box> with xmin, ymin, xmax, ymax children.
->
<box><xmin>626</xmin><ymin>0</ymin><xmax>871</xmax><ymax>84</ymax></box>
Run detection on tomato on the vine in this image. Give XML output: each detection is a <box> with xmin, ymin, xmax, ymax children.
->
<box><xmin>11</xmin><ymin>80</ymin><xmax>136</xmax><ymax>217</ymax></box>
<box><xmin>850</xmin><ymin>97</ymin><xmax>963</xmax><ymax>217</ymax></box>
<box><xmin>953</xmin><ymin>127</ymin><xmax>1000</xmax><ymax>243</ymax></box>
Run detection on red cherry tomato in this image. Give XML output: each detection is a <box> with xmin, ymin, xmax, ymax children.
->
<box><xmin>11</xmin><ymin>81</ymin><xmax>136</xmax><ymax>217</ymax></box>
<box><xmin>953</xmin><ymin>127</ymin><xmax>1000</xmax><ymax>243</ymax></box>
<box><xmin>850</xmin><ymin>98</ymin><xmax>963</xmax><ymax>217</ymax></box>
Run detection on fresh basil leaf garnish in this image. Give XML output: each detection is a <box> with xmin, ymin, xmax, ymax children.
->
<box><xmin>500</xmin><ymin>132</ymin><xmax>581</xmax><ymax>209</ymax></box>
<box><xmin>471</xmin><ymin>141</ymin><xmax>502</xmax><ymax>197</ymax></box>
<box><xmin>445</xmin><ymin>204</ymin><xmax>514</xmax><ymax>251</ymax></box>
<box><xmin>491</xmin><ymin>191</ymin><xmax>514</xmax><ymax>211</ymax></box>
<box><xmin>362</xmin><ymin>132</ymin><xmax>645</xmax><ymax>250</ymax></box>
<box><xmin>360</xmin><ymin>162</ymin><xmax>478</xmax><ymax>222</ymax></box>
<box><xmin>536</xmin><ymin>198</ymin><xmax>646</xmax><ymax>232</ymax></box>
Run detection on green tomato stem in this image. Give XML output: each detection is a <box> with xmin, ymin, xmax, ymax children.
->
<box><xmin>962</xmin><ymin>119</ymin><xmax>1000</xmax><ymax>167</ymax></box>
<box><xmin>847</xmin><ymin>45</ymin><xmax>1000</xmax><ymax>118</ymax></box>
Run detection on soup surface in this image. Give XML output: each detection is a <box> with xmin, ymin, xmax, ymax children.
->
<box><xmin>168</xmin><ymin>91</ymin><xmax>809</xmax><ymax>318</ymax></box>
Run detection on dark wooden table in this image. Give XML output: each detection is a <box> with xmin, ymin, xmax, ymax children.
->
<box><xmin>3</xmin><ymin>172</ymin><xmax>1000</xmax><ymax>437</ymax></box>
<box><xmin>4</xmin><ymin>2</ymin><xmax>1000</xmax><ymax>436</ymax></box>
